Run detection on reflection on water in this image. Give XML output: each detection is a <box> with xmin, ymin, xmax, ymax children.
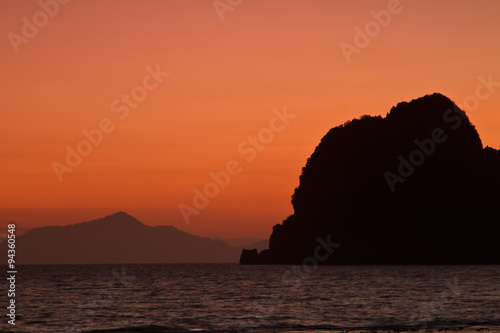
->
<box><xmin>7</xmin><ymin>264</ymin><xmax>500</xmax><ymax>332</ymax></box>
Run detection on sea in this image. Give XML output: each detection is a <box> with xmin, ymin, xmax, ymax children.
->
<box><xmin>3</xmin><ymin>264</ymin><xmax>499</xmax><ymax>332</ymax></box>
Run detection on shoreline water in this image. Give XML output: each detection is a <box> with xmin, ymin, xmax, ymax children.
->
<box><xmin>82</xmin><ymin>326</ymin><xmax>500</xmax><ymax>333</ymax></box>
<box><xmin>286</xmin><ymin>327</ymin><xmax>500</xmax><ymax>333</ymax></box>
<box><xmin>83</xmin><ymin>328</ymin><xmax>500</xmax><ymax>333</ymax></box>
<box><xmin>12</xmin><ymin>264</ymin><xmax>499</xmax><ymax>333</ymax></box>
<box><xmin>251</xmin><ymin>327</ymin><xmax>500</xmax><ymax>333</ymax></box>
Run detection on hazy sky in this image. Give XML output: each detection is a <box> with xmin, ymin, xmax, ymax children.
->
<box><xmin>1</xmin><ymin>0</ymin><xmax>499</xmax><ymax>238</ymax></box>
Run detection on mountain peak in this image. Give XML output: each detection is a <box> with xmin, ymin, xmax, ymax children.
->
<box><xmin>67</xmin><ymin>211</ymin><xmax>146</xmax><ymax>230</ymax></box>
<box><xmin>100</xmin><ymin>211</ymin><xmax>144</xmax><ymax>225</ymax></box>
<box><xmin>107</xmin><ymin>211</ymin><xmax>135</xmax><ymax>219</ymax></box>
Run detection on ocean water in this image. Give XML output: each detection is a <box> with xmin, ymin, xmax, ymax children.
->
<box><xmin>3</xmin><ymin>264</ymin><xmax>499</xmax><ymax>332</ymax></box>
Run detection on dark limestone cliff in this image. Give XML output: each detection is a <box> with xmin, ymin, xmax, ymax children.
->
<box><xmin>240</xmin><ymin>93</ymin><xmax>500</xmax><ymax>264</ymax></box>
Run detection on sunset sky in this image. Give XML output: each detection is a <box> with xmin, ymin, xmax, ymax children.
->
<box><xmin>1</xmin><ymin>0</ymin><xmax>499</xmax><ymax>239</ymax></box>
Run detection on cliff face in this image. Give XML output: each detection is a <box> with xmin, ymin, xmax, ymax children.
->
<box><xmin>241</xmin><ymin>93</ymin><xmax>500</xmax><ymax>264</ymax></box>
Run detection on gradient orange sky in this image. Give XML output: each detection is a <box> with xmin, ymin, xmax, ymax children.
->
<box><xmin>1</xmin><ymin>0</ymin><xmax>499</xmax><ymax>239</ymax></box>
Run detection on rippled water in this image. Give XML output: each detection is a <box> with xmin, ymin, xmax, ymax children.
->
<box><xmin>4</xmin><ymin>264</ymin><xmax>500</xmax><ymax>332</ymax></box>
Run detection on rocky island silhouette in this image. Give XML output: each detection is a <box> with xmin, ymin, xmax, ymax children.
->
<box><xmin>241</xmin><ymin>93</ymin><xmax>500</xmax><ymax>264</ymax></box>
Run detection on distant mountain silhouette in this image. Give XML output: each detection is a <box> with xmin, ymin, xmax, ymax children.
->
<box><xmin>212</xmin><ymin>237</ymin><xmax>267</xmax><ymax>250</ymax></box>
<box><xmin>241</xmin><ymin>93</ymin><xmax>500</xmax><ymax>264</ymax></box>
<box><xmin>7</xmin><ymin>212</ymin><xmax>241</xmax><ymax>264</ymax></box>
<box><xmin>244</xmin><ymin>239</ymin><xmax>269</xmax><ymax>252</ymax></box>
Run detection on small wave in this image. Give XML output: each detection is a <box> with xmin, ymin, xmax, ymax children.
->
<box><xmin>83</xmin><ymin>325</ymin><xmax>189</xmax><ymax>333</ymax></box>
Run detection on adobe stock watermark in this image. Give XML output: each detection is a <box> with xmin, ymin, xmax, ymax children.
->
<box><xmin>384</xmin><ymin>106</ymin><xmax>467</xmax><ymax>192</ymax></box>
<box><xmin>178</xmin><ymin>106</ymin><xmax>295</xmax><ymax>224</ymax></box>
<box><xmin>52</xmin><ymin>64</ymin><xmax>169</xmax><ymax>182</ymax></box>
<box><xmin>458</xmin><ymin>74</ymin><xmax>500</xmax><ymax>113</ymax></box>
<box><xmin>213</xmin><ymin>0</ymin><xmax>243</xmax><ymax>21</ymax></box>
<box><xmin>7</xmin><ymin>0</ymin><xmax>72</xmax><ymax>54</ymax></box>
<box><xmin>384</xmin><ymin>74</ymin><xmax>498</xmax><ymax>192</ymax></box>
<box><xmin>237</xmin><ymin>235</ymin><xmax>340</xmax><ymax>332</ymax></box>
<box><xmin>408</xmin><ymin>277</ymin><xmax>464</xmax><ymax>330</ymax></box>
<box><xmin>340</xmin><ymin>0</ymin><xmax>412</xmax><ymax>64</ymax></box>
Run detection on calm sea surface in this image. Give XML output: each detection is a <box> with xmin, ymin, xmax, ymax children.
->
<box><xmin>3</xmin><ymin>264</ymin><xmax>499</xmax><ymax>332</ymax></box>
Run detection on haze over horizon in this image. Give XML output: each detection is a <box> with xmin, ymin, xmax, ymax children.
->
<box><xmin>2</xmin><ymin>0</ymin><xmax>500</xmax><ymax>239</ymax></box>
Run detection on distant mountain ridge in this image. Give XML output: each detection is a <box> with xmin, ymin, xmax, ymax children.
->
<box><xmin>213</xmin><ymin>237</ymin><xmax>268</xmax><ymax>251</ymax></box>
<box><xmin>8</xmin><ymin>212</ymin><xmax>241</xmax><ymax>264</ymax></box>
<box><xmin>241</xmin><ymin>93</ymin><xmax>500</xmax><ymax>264</ymax></box>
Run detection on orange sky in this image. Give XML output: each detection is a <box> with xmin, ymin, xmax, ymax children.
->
<box><xmin>1</xmin><ymin>0</ymin><xmax>499</xmax><ymax>239</ymax></box>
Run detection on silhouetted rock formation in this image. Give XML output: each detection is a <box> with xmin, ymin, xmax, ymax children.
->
<box><xmin>7</xmin><ymin>212</ymin><xmax>242</xmax><ymax>264</ymax></box>
<box><xmin>213</xmin><ymin>237</ymin><xmax>268</xmax><ymax>251</ymax></box>
<box><xmin>240</xmin><ymin>93</ymin><xmax>500</xmax><ymax>264</ymax></box>
<box><xmin>240</xmin><ymin>249</ymin><xmax>260</xmax><ymax>264</ymax></box>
